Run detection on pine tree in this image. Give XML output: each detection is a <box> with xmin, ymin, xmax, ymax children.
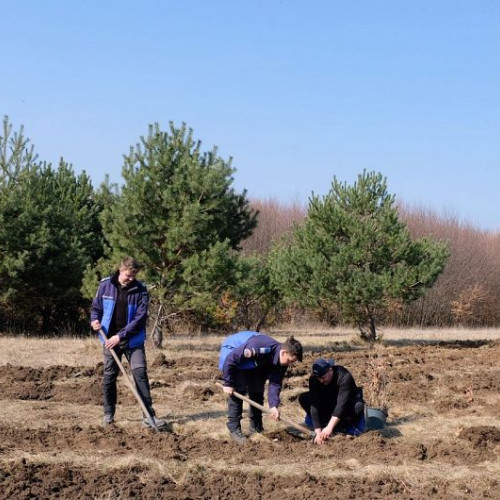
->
<box><xmin>94</xmin><ymin>122</ymin><xmax>257</xmax><ymax>338</ymax></box>
<box><xmin>0</xmin><ymin>156</ymin><xmax>103</xmax><ymax>333</ymax></box>
<box><xmin>0</xmin><ymin>115</ymin><xmax>38</xmax><ymax>184</ymax></box>
<box><xmin>269</xmin><ymin>171</ymin><xmax>449</xmax><ymax>341</ymax></box>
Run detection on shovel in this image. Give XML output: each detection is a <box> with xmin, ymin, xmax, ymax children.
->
<box><xmin>217</xmin><ymin>382</ymin><xmax>315</xmax><ymax>439</ymax></box>
<box><xmin>98</xmin><ymin>329</ymin><xmax>159</xmax><ymax>432</ymax></box>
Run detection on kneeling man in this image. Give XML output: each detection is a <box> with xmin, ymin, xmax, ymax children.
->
<box><xmin>299</xmin><ymin>358</ymin><xmax>365</xmax><ymax>445</ymax></box>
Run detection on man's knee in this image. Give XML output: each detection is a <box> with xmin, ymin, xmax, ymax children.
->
<box><xmin>228</xmin><ymin>396</ymin><xmax>243</xmax><ymax>419</ymax></box>
<box><xmin>132</xmin><ymin>366</ymin><xmax>147</xmax><ymax>381</ymax></box>
<box><xmin>354</xmin><ymin>401</ymin><xmax>365</xmax><ymax>417</ymax></box>
<box><xmin>103</xmin><ymin>363</ymin><xmax>119</xmax><ymax>379</ymax></box>
<box><xmin>298</xmin><ymin>391</ymin><xmax>311</xmax><ymax>412</ymax></box>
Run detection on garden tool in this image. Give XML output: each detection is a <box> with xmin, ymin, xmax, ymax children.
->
<box><xmin>98</xmin><ymin>329</ymin><xmax>159</xmax><ymax>432</ymax></box>
<box><xmin>217</xmin><ymin>382</ymin><xmax>315</xmax><ymax>438</ymax></box>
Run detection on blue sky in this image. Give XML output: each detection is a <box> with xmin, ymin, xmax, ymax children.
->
<box><xmin>2</xmin><ymin>1</ymin><xmax>499</xmax><ymax>231</ymax></box>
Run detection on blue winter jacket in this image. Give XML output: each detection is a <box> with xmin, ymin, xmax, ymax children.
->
<box><xmin>222</xmin><ymin>334</ymin><xmax>287</xmax><ymax>408</ymax></box>
<box><xmin>90</xmin><ymin>273</ymin><xmax>149</xmax><ymax>348</ymax></box>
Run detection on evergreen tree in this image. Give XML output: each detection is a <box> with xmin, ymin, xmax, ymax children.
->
<box><xmin>269</xmin><ymin>171</ymin><xmax>449</xmax><ymax>341</ymax></box>
<box><xmin>0</xmin><ymin>160</ymin><xmax>103</xmax><ymax>333</ymax></box>
<box><xmin>0</xmin><ymin>115</ymin><xmax>38</xmax><ymax>184</ymax></box>
<box><xmin>0</xmin><ymin>117</ymin><xmax>104</xmax><ymax>333</ymax></box>
<box><xmin>93</xmin><ymin>122</ymin><xmax>257</xmax><ymax>339</ymax></box>
<box><xmin>229</xmin><ymin>254</ymin><xmax>281</xmax><ymax>331</ymax></box>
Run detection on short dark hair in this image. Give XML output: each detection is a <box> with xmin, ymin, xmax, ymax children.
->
<box><xmin>283</xmin><ymin>335</ymin><xmax>303</xmax><ymax>362</ymax></box>
<box><xmin>119</xmin><ymin>256</ymin><xmax>143</xmax><ymax>271</ymax></box>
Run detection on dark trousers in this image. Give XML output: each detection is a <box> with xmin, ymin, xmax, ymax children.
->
<box><xmin>227</xmin><ymin>369</ymin><xmax>268</xmax><ymax>432</ymax></box>
<box><xmin>298</xmin><ymin>391</ymin><xmax>364</xmax><ymax>430</ymax></box>
<box><xmin>102</xmin><ymin>345</ymin><xmax>154</xmax><ymax>417</ymax></box>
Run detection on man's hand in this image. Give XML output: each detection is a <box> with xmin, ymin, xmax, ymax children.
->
<box><xmin>313</xmin><ymin>429</ymin><xmax>325</xmax><ymax>445</ymax></box>
<box><xmin>223</xmin><ymin>386</ymin><xmax>234</xmax><ymax>396</ymax></box>
<box><xmin>319</xmin><ymin>426</ymin><xmax>333</xmax><ymax>441</ymax></box>
<box><xmin>104</xmin><ymin>335</ymin><xmax>120</xmax><ymax>349</ymax></box>
<box><xmin>313</xmin><ymin>427</ymin><xmax>332</xmax><ymax>445</ymax></box>
<box><xmin>313</xmin><ymin>418</ymin><xmax>337</xmax><ymax>445</ymax></box>
<box><xmin>269</xmin><ymin>407</ymin><xmax>280</xmax><ymax>421</ymax></box>
<box><xmin>91</xmin><ymin>320</ymin><xmax>102</xmax><ymax>331</ymax></box>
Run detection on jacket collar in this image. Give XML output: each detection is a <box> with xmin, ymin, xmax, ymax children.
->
<box><xmin>110</xmin><ymin>270</ymin><xmax>137</xmax><ymax>290</ymax></box>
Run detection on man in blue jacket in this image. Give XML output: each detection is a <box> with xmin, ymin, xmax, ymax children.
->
<box><xmin>90</xmin><ymin>256</ymin><xmax>165</xmax><ymax>428</ymax></box>
<box><xmin>221</xmin><ymin>332</ymin><xmax>303</xmax><ymax>443</ymax></box>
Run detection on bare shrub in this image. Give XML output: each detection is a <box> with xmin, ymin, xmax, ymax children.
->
<box><xmin>397</xmin><ymin>203</ymin><xmax>500</xmax><ymax>327</ymax></box>
<box><xmin>450</xmin><ymin>283</ymin><xmax>494</xmax><ymax>326</ymax></box>
<box><xmin>241</xmin><ymin>199</ymin><xmax>500</xmax><ymax>329</ymax></box>
<box><xmin>241</xmin><ymin>197</ymin><xmax>306</xmax><ymax>256</ymax></box>
<box><xmin>366</xmin><ymin>353</ymin><xmax>391</xmax><ymax>412</ymax></box>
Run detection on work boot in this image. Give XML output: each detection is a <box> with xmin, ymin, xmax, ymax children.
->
<box><xmin>229</xmin><ymin>429</ymin><xmax>247</xmax><ymax>444</ymax></box>
<box><xmin>142</xmin><ymin>415</ymin><xmax>167</xmax><ymax>429</ymax></box>
<box><xmin>249</xmin><ymin>421</ymin><xmax>264</xmax><ymax>434</ymax></box>
<box><xmin>102</xmin><ymin>414</ymin><xmax>115</xmax><ymax>427</ymax></box>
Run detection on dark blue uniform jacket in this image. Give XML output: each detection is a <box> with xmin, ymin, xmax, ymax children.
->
<box><xmin>90</xmin><ymin>273</ymin><xmax>149</xmax><ymax>349</ymax></box>
<box><xmin>222</xmin><ymin>334</ymin><xmax>287</xmax><ymax>408</ymax></box>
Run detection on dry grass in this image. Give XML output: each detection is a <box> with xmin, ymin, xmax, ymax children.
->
<box><xmin>0</xmin><ymin>335</ymin><xmax>102</xmax><ymax>367</ymax></box>
<box><xmin>273</xmin><ymin>325</ymin><xmax>500</xmax><ymax>342</ymax></box>
<box><xmin>0</xmin><ymin>325</ymin><xmax>499</xmax><ymax>498</ymax></box>
<box><xmin>4</xmin><ymin>325</ymin><xmax>499</xmax><ymax>367</ymax></box>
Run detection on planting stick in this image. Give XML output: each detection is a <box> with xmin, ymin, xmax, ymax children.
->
<box><xmin>217</xmin><ymin>382</ymin><xmax>315</xmax><ymax>438</ymax></box>
<box><xmin>98</xmin><ymin>329</ymin><xmax>159</xmax><ymax>432</ymax></box>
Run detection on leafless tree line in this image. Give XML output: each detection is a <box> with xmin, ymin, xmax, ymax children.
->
<box><xmin>243</xmin><ymin>197</ymin><xmax>500</xmax><ymax>327</ymax></box>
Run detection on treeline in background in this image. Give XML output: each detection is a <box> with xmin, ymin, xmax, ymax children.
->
<box><xmin>0</xmin><ymin>116</ymin><xmax>498</xmax><ymax>342</ymax></box>
<box><xmin>244</xmin><ymin>199</ymin><xmax>500</xmax><ymax>330</ymax></box>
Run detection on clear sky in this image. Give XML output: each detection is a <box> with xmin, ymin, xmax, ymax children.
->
<box><xmin>2</xmin><ymin>1</ymin><xmax>499</xmax><ymax>231</ymax></box>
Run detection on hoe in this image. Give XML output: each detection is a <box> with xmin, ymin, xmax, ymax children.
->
<box><xmin>98</xmin><ymin>329</ymin><xmax>159</xmax><ymax>432</ymax></box>
<box><xmin>217</xmin><ymin>382</ymin><xmax>315</xmax><ymax>439</ymax></box>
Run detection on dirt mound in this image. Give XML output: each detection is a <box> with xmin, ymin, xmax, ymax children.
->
<box><xmin>1</xmin><ymin>336</ymin><xmax>499</xmax><ymax>499</ymax></box>
<box><xmin>181</xmin><ymin>384</ymin><xmax>215</xmax><ymax>401</ymax></box>
<box><xmin>458</xmin><ymin>426</ymin><xmax>500</xmax><ymax>447</ymax></box>
<box><xmin>1</xmin><ymin>459</ymin><xmax>497</xmax><ymax>500</ymax></box>
<box><xmin>51</xmin><ymin>379</ymin><xmax>104</xmax><ymax>404</ymax></box>
<box><xmin>436</xmin><ymin>339</ymin><xmax>498</xmax><ymax>349</ymax></box>
<box><xmin>150</xmin><ymin>352</ymin><xmax>176</xmax><ymax>368</ymax></box>
<box><xmin>0</xmin><ymin>364</ymin><xmax>101</xmax><ymax>383</ymax></box>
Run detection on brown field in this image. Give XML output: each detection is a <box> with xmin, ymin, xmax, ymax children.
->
<box><xmin>0</xmin><ymin>326</ymin><xmax>499</xmax><ymax>499</ymax></box>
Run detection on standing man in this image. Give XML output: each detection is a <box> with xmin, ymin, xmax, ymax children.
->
<box><xmin>299</xmin><ymin>358</ymin><xmax>365</xmax><ymax>444</ymax></box>
<box><xmin>90</xmin><ymin>256</ymin><xmax>165</xmax><ymax>428</ymax></box>
<box><xmin>220</xmin><ymin>331</ymin><xmax>303</xmax><ymax>443</ymax></box>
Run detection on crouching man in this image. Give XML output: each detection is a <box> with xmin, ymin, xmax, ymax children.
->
<box><xmin>220</xmin><ymin>331</ymin><xmax>303</xmax><ymax>443</ymax></box>
<box><xmin>299</xmin><ymin>358</ymin><xmax>365</xmax><ymax>445</ymax></box>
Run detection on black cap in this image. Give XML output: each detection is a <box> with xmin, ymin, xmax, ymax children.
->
<box><xmin>312</xmin><ymin>358</ymin><xmax>334</xmax><ymax>377</ymax></box>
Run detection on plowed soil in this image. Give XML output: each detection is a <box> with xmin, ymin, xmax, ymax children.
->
<box><xmin>0</xmin><ymin>331</ymin><xmax>499</xmax><ymax>499</ymax></box>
